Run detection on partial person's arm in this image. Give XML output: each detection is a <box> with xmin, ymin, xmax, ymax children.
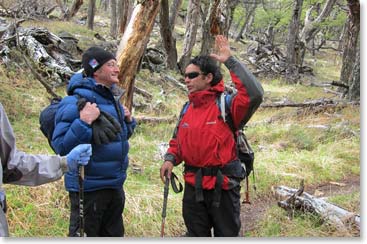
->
<box><xmin>210</xmin><ymin>35</ymin><xmax>264</xmax><ymax>128</ymax></box>
<box><xmin>1</xmin><ymin>103</ymin><xmax>91</xmax><ymax>186</ymax></box>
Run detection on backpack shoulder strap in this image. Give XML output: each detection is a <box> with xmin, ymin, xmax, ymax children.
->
<box><xmin>172</xmin><ymin>101</ymin><xmax>190</xmax><ymax>138</ymax></box>
<box><xmin>216</xmin><ymin>92</ymin><xmax>236</xmax><ymax>134</ymax></box>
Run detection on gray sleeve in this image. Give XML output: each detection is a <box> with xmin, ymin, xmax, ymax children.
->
<box><xmin>0</xmin><ymin>207</ymin><xmax>9</xmax><ymax>237</ymax></box>
<box><xmin>224</xmin><ymin>56</ymin><xmax>264</xmax><ymax>106</ymax></box>
<box><xmin>0</xmin><ymin>103</ymin><xmax>67</xmax><ymax>187</ymax></box>
<box><xmin>7</xmin><ymin>153</ymin><xmax>67</xmax><ymax>186</ymax></box>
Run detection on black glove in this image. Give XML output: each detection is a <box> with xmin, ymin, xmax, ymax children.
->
<box><xmin>77</xmin><ymin>97</ymin><xmax>87</xmax><ymax>111</ymax></box>
<box><xmin>92</xmin><ymin>111</ymin><xmax>122</xmax><ymax>145</ymax></box>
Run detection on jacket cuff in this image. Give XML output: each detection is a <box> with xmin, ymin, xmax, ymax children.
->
<box><xmin>163</xmin><ymin>153</ymin><xmax>177</xmax><ymax>166</ymax></box>
<box><xmin>224</xmin><ymin>56</ymin><xmax>237</xmax><ymax>69</ymax></box>
<box><xmin>60</xmin><ymin>156</ymin><xmax>69</xmax><ymax>173</ymax></box>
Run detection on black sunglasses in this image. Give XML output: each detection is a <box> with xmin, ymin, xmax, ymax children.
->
<box><xmin>184</xmin><ymin>72</ymin><xmax>205</xmax><ymax>79</ymax></box>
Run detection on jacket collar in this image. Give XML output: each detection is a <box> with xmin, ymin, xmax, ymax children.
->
<box><xmin>188</xmin><ymin>80</ymin><xmax>224</xmax><ymax>108</ymax></box>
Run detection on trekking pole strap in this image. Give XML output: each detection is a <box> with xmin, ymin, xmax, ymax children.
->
<box><xmin>170</xmin><ymin>172</ymin><xmax>183</xmax><ymax>193</ymax></box>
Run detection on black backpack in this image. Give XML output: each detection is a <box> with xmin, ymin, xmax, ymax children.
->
<box><xmin>178</xmin><ymin>92</ymin><xmax>255</xmax><ymax>178</ymax></box>
<box><xmin>39</xmin><ymin>97</ymin><xmax>62</xmax><ymax>152</ymax></box>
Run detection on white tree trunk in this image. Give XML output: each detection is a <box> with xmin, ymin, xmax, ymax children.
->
<box><xmin>116</xmin><ymin>0</ymin><xmax>161</xmax><ymax>111</ymax></box>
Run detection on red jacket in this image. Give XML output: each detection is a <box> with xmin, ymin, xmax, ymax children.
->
<box><xmin>166</xmin><ymin>56</ymin><xmax>263</xmax><ymax>190</ymax></box>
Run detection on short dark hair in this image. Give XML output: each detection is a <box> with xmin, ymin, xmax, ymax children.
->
<box><xmin>188</xmin><ymin>55</ymin><xmax>223</xmax><ymax>86</ymax></box>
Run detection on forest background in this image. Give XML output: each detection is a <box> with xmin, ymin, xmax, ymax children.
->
<box><xmin>0</xmin><ymin>0</ymin><xmax>361</xmax><ymax>238</ymax></box>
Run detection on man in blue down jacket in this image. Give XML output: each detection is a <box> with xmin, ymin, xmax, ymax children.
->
<box><xmin>52</xmin><ymin>47</ymin><xmax>136</xmax><ymax>237</ymax></box>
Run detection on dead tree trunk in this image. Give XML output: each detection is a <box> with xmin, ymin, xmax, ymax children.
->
<box><xmin>116</xmin><ymin>0</ymin><xmax>161</xmax><ymax>111</ymax></box>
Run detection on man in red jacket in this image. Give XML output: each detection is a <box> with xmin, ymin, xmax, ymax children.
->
<box><xmin>160</xmin><ymin>35</ymin><xmax>264</xmax><ymax>237</ymax></box>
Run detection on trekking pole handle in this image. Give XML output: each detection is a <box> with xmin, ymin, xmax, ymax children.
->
<box><xmin>162</xmin><ymin>175</ymin><xmax>169</xmax><ymax>218</ymax></box>
<box><xmin>80</xmin><ymin>165</ymin><xmax>85</xmax><ymax>180</ymax></box>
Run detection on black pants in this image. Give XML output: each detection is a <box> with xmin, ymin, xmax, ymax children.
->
<box><xmin>68</xmin><ymin>188</ymin><xmax>125</xmax><ymax>237</ymax></box>
<box><xmin>182</xmin><ymin>183</ymin><xmax>241</xmax><ymax>237</ymax></box>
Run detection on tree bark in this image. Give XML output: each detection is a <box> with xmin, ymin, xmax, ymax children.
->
<box><xmin>285</xmin><ymin>0</ymin><xmax>303</xmax><ymax>83</ymax></box>
<box><xmin>200</xmin><ymin>0</ymin><xmax>220</xmax><ymax>56</ymax></box>
<box><xmin>221</xmin><ymin>0</ymin><xmax>240</xmax><ymax>38</ymax></box>
<box><xmin>340</xmin><ymin>0</ymin><xmax>360</xmax><ymax>91</ymax></box>
<box><xmin>87</xmin><ymin>0</ymin><xmax>96</xmax><ymax>30</ymax></box>
<box><xmin>110</xmin><ymin>0</ymin><xmax>117</xmax><ymax>38</ymax></box>
<box><xmin>177</xmin><ymin>0</ymin><xmax>200</xmax><ymax>74</ymax></box>
<box><xmin>348</xmin><ymin>47</ymin><xmax>360</xmax><ymax>101</ymax></box>
<box><xmin>56</xmin><ymin>0</ymin><xmax>68</xmax><ymax>18</ymax></box>
<box><xmin>117</xmin><ymin>0</ymin><xmax>132</xmax><ymax>35</ymax></box>
<box><xmin>66</xmin><ymin>0</ymin><xmax>83</xmax><ymax>20</ymax></box>
<box><xmin>300</xmin><ymin>0</ymin><xmax>337</xmax><ymax>48</ymax></box>
<box><xmin>116</xmin><ymin>0</ymin><xmax>161</xmax><ymax>111</ymax></box>
<box><xmin>235</xmin><ymin>2</ymin><xmax>257</xmax><ymax>42</ymax></box>
<box><xmin>169</xmin><ymin>0</ymin><xmax>183</xmax><ymax>31</ymax></box>
<box><xmin>159</xmin><ymin>0</ymin><xmax>178</xmax><ymax>70</ymax></box>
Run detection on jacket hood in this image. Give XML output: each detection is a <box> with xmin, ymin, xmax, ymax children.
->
<box><xmin>67</xmin><ymin>72</ymin><xmax>96</xmax><ymax>95</ymax></box>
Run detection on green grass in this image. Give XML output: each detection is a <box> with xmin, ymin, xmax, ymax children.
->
<box><xmin>0</xmin><ymin>12</ymin><xmax>360</xmax><ymax>237</ymax></box>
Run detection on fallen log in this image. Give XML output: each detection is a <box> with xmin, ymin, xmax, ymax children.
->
<box><xmin>273</xmin><ymin>182</ymin><xmax>360</xmax><ymax>231</ymax></box>
<box><xmin>260</xmin><ymin>99</ymin><xmax>359</xmax><ymax>108</ymax></box>
<box><xmin>160</xmin><ymin>74</ymin><xmax>187</xmax><ymax>92</ymax></box>
<box><xmin>134</xmin><ymin>86</ymin><xmax>153</xmax><ymax>100</ymax></box>
<box><xmin>134</xmin><ymin>115</ymin><xmax>176</xmax><ymax>124</ymax></box>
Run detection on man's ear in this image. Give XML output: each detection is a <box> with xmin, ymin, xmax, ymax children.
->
<box><xmin>205</xmin><ymin>73</ymin><xmax>213</xmax><ymax>85</ymax></box>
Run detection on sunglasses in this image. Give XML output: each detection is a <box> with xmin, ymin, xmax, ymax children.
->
<box><xmin>184</xmin><ymin>72</ymin><xmax>205</xmax><ymax>79</ymax></box>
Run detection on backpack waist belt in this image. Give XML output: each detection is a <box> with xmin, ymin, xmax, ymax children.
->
<box><xmin>184</xmin><ymin>160</ymin><xmax>241</xmax><ymax>208</ymax></box>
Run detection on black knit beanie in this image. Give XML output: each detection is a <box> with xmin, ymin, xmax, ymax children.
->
<box><xmin>82</xmin><ymin>47</ymin><xmax>116</xmax><ymax>77</ymax></box>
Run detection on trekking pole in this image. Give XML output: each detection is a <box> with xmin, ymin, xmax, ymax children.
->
<box><xmin>242</xmin><ymin>176</ymin><xmax>251</xmax><ymax>204</ymax></box>
<box><xmin>78</xmin><ymin>165</ymin><xmax>85</xmax><ymax>237</ymax></box>
<box><xmin>160</xmin><ymin>171</ymin><xmax>170</xmax><ymax>237</ymax></box>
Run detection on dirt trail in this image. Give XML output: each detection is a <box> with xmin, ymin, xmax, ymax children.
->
<box><xmin>240</xmin><ymin>175</ymin><xmax>360</xmax><ymax>236</ymax></box>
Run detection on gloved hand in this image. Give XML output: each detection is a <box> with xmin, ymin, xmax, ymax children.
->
<box><xmin>92</xmin><ymin>111</ymin><xmax>122</xmax><ymax>145</ymax></box>
<box><xmin>66</xmin><ymin>144</ymin><xmax>92</xmax><ymax>173</ymax></box>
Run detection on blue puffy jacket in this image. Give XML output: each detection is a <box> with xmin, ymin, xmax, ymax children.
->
<box><xmin>51</xmin><ymin>73</ymin><xmax>137</xmax><ymax>192</ymax></box>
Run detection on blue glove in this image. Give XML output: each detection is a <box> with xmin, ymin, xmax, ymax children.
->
<box><xmin>66</xmin><ymin>144</ymin><xmax>92</xmax><ymax>173</ymax></box>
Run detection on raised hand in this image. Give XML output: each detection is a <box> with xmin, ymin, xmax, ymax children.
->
<box><xmin>209</xmin><ymin>35</ymin><xmax>232</xmax><ymax>63</ymax></box>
